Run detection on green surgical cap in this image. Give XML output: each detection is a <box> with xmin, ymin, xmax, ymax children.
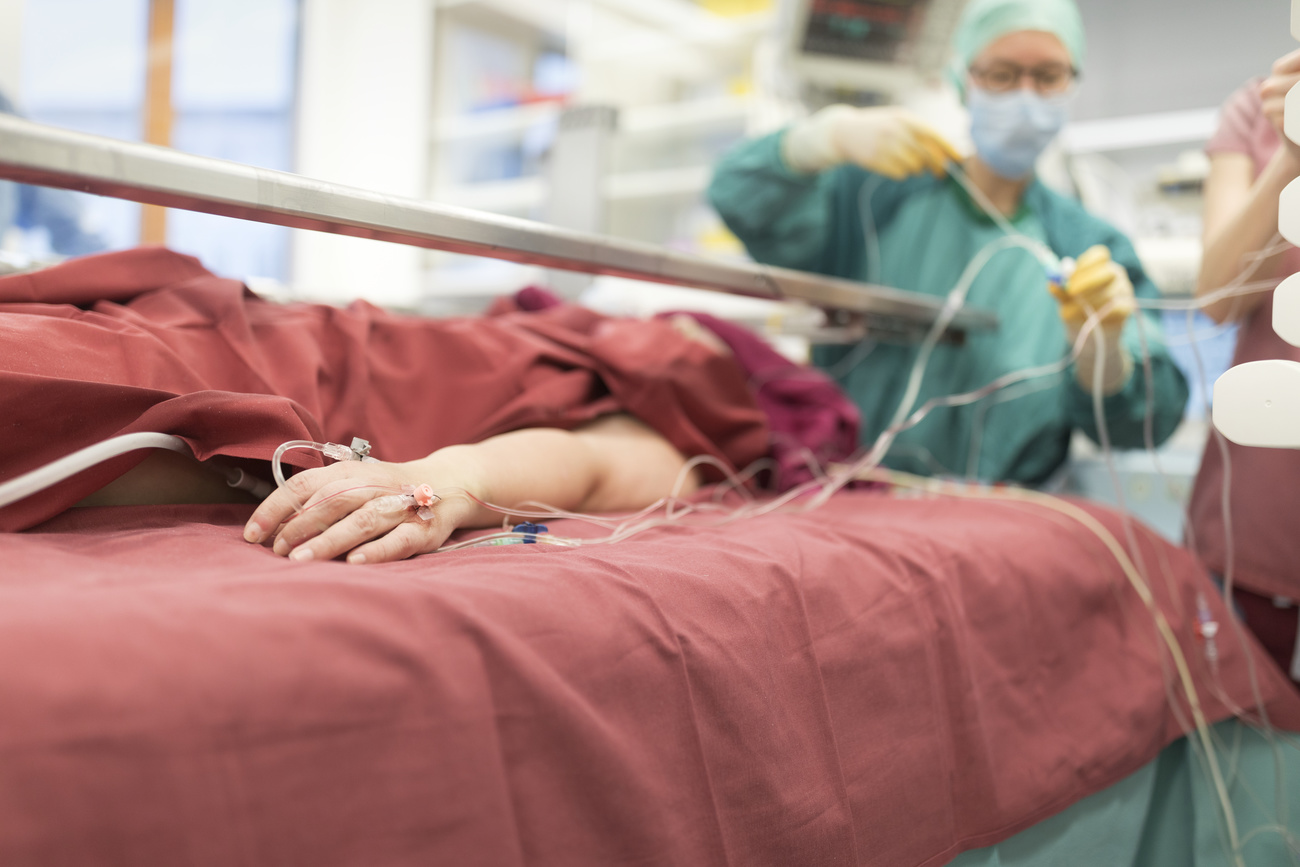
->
<box><xmin>950</xmin><ymin>0</ymin><xmax>1085</xmax><ymax>91</ymax></box>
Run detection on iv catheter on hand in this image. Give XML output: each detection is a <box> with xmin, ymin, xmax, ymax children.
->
<box><xmin>271</xmin><ymin>437</ymin><xmax>379</xmax><ymax>488</ymax></box>
<box><xmin>369</xmin><ymin>484</ymin><xmax>439</xmax><ymax>521</ymax></box>
<box><xmin>270</xmin><ymin>437</ymin><xmax>444</xmax><ymax>522</ymax></box>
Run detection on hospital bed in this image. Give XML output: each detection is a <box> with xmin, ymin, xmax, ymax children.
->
<box><xmin>1</xmin><ymin>117</ymin><xmax>1299</xmax><ymax>867</ymax></box>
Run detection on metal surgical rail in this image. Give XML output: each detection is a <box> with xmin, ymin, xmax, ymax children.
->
<box><xmin>0</xmin><ymin>115</ymin><xmax>996</xmax><ymax>335</ymax></box>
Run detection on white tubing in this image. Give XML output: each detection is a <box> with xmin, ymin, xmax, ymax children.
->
<box><xmin>0</xmin><ymin>432</ymin><xmax>191</xmax><ymax>509</ymax></box>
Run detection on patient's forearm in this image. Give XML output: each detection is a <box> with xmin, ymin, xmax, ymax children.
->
<box><xmin>77</xmin><ymin>415</ymin><xmax>696</xmax><ymax>518</ymax></box>
<box><xmin>243</xmin><ymin>413</ymin><xmax>700</xmax><ymax>563</ymax></box>
<box><xmin>421</xmin><ymin>415</ymin><xmax>699</xmax><ymax>527</ymax></box>
<box><xmin>1196</xmin><ymin>150</ymin><xmax>1300</xmax><ymax>323</ymax></box>
<box><xmin>75</xmin><ymin>414</ymin><xmax>700</xmax><ymax>564</ymax></box>
<box><xmin>75</xmin><ymin>450</ymin><xmax>257</xmax><ymax>507</ymax></box>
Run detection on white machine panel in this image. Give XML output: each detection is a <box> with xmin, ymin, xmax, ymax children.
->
<box><xmin>1279</xmin><ymin>177</ymin><xmax>1300</xmax><ymax>247</ymax></box>
<box><xmin>1275</xmin><ymin>271</ymin><xmax>1300</xmax><ymax>348</ymax></box>
<box><xmin>1213</xmin><ymin>360</ymin><xmax>1300</xmax><ymax>449</ymax></box>
<box><xmin>1286</xmin><ymin>82</ymin><xmax>1300</xmax><ymax>146</ymax></box>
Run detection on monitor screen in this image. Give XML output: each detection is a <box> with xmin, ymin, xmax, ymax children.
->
<box><xmin>799</xmin><ymin>0</ymin><xmax>930</xmax><ymax>64</ymax></box>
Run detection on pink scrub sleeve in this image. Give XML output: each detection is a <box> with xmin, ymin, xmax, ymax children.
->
<box><xmin>1205</xmin><ymin>78</ymin><xmax>1270</xmax><ymax>161</ymax></box>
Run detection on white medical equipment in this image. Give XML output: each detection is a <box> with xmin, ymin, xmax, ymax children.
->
<box><xmin>778</xmin><ymin>0</ymin><xmax>969</xmax><ymax>93</ymax></box>
<box><xmin>1212</xmin><ymin>4</ymin><xmax>1300</xmax><ymax>450</ymax></box>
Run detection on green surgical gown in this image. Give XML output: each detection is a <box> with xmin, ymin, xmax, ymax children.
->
<box><xmin>709</xmin><ymin>131</ymin><xmax>1189</xmax><ymax>485</ymax></box>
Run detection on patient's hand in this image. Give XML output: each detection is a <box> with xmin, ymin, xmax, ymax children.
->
<box><xmin>243</xmin><ymin>416</ymin><xmax>698</xmax><ymax>565</ymax></box>
<box><xmin>243</xmin><ymin>449</ymin><xmax>488</xmax><ymax>565</ymax></box>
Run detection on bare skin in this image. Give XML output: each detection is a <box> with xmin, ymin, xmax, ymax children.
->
<box><xmin>1195</xmin><ymin>48</ymin><xmax>1300</xmax><ymax>324</ymax></box>
<box><xmin>242</xmin><ymin>414</ymin><xmax>700</xmax><ymax>565</ymax></box>
<box><xmin>73</xmin><ymin>414</ymin><xmax>700</xmax><ymax>564</ymax></box>
<box><xmin>69</xmin><ymin>315</ymin><xmax>732</xmax><ymax>563</ymax></box>
<box><xmin>75</xmin><ymin>449</ymin><xmax>257</xmax><ymax>507</ymax></box>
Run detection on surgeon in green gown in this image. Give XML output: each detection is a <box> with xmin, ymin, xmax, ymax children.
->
<box><xmin>709</xmin><ymin>0</ymin><xmax>1188</xmax><ymax>485</ymax></box>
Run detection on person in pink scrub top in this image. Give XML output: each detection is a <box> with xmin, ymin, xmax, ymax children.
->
<box><xmin>1188</xmin><ymin>47</ymin><xmax>1300</xmax><ymax>682</ymax></box>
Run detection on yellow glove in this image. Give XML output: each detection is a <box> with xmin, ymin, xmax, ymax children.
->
<box><xmin>782</xmin><ymin>105</ymin><xmax>961</xmax><ymax>179</ymax></box>
<box><xmin>1049</xmin><ymin>245</ymin><xmax>1136</xmax><ymax>340</ymax></box>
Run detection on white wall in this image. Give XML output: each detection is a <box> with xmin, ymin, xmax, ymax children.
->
<box><xmin>0</xmin><ymin>0</ymin><xmax>21</xmax><ymax>97</ymax></box>
<box><xmin>292</xmin><ymin>0</ymin><xmax>434</xmax><ymax>306</ymax></box>
<box><xmin>1073</xmin><ymin>0</ymin><xmax>1296</xmax><ymax>122</ymax></box>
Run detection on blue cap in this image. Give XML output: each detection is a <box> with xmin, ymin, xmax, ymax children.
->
<box><xmin>512</xmin><ymin>522</ymin><xmax>549</xmax><ymax>543</ymax></box>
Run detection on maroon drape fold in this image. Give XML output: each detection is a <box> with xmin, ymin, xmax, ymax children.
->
<box><xmin>0</xmin><ymin>248</ymin><xmax>769</xmax><ymax>530</ymax></box>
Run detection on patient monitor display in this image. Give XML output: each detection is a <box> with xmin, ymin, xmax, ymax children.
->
<box><xmin>783</xmin><ymin>0</ymin><xmax>968</xmax><ymax>92</ymax></box>
<box><xmin>800</xmin><ymin>0</ymin><xmax>928</xmax><ymax>63</ymax></box>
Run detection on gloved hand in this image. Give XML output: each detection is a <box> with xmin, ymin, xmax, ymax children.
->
<box><xmin>782</xmin><ymin>105</ymin><xmax>961</xmax><ymax>179</ymax></box>
<box><xmin>1050</xmin><ymin>244</ymin><xmax>1136</xmax><ymax>341</ymax></box>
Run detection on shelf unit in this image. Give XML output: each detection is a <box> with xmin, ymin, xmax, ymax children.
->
<box><xmin>1058</xmin><ymin>107</ymin><xmax>1220</xmax><ymax>156</ymax></box>
<box><xmin>425</xmin><ymin>0</ymin><xmax>789</xmax><ymax>302</ymax></box>
<box><xmin>432</xmin><ymin>95</ymin><xmax>759</xmax><ymax>212</ymax></box>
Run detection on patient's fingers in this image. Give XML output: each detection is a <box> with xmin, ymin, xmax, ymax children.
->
<box><xmin>245</xmin><ymin>467</ymin><xmax>330</xmax><ymax>543</ymax></box>
<box><xmin>347</xmin><ymin>493</ymin><xmax>478</xmax><ymax>564</ymax></box>
<box><xmin>283</xmin><ymin>501</ymin><xmax>410</xmax><ymax>562</ymax></box>
<box><xmin>269</xmin><ymin>478</ymin><xmax>389</xmax><ymax>554</ymax></box>
<box><xmin>346</xmin><ymin>521</ymin><xmax>435</xmax><ymax>565</ymax></box>
<box><xmin>246</xmin><ymin>462</ymin><xmax>401</xmax><ymax>546</ymax></box>
<box><xmin>242</xmin><ymin>458</ymin><xmax>466</xmax><ymax>563</ymax></box>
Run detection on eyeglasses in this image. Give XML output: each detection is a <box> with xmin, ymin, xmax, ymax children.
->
<box><xmin>968</xmin><ymin>62</ymin><xmax>1076</xmax><ymax>95</ymax></box>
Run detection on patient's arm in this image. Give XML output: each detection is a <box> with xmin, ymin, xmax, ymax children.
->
<box><xmin>243</xmin><ymin>414</ymin><xmax>700</xmax><ymax>564</ymax></box>
<box><xmin>75</xmin><ymin>449</ymin><xmax>259</xmax><ymax>507</ymax></box>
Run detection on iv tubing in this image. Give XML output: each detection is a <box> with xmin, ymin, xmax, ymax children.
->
<box><xmin>0</xmin><ymin>432</ymin><xmax>191</xmax><ymax>510</ymax></box>
<box><xmin>869</xmin><ymin>468</ymin><xmax>1245</xmax><ymax>864</ymax></box>
<box><xmin>271</xmin><ymin>439</ymin><xmax>375</xmax><ymax>488</ymax></box>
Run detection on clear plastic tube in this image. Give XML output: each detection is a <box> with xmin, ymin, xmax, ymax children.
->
<box><xmin>885</xmin><ymin>232</ymin><xmax>1051</xmax><ymax>433</ymax></box>
<box><xmin>371</xmin><ymin>485</ymin><xmax>439</xmax><ymax>521</ymax></box>
<box><xmin>390</xmin><ymin>163</ymin><xmax>1279</xmax><ymax>863</ymax></box>
<box><xmin>864</xmin><ymin>469</ymin><xmax>1245</xmax><ymax>865</ymax></box>
<box><xmin>947</xmin><ymin>162</ymin><xmax>1062</xmax><ymax>273</ymax></box>
<box><xmin>371</xmin><ymin>493</ymin><xmax>416</xmax><ymax>514</ymax></box>
<box><xmin>271</xmin><ymin>439</ymin><xmax>377</xmax><ymax>488</ymax></box>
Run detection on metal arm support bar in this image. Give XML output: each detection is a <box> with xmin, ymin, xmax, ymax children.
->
<box><xmin>0</xmin><ymin>115</ymin><xmax>996</xmax><ymax>333</ymax></box>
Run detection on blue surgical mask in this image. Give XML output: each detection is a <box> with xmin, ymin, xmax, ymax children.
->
<box><xmin>967</xmin><ymin>85</ymin><xmax>1070</xmax><ymax>180</ymax></box>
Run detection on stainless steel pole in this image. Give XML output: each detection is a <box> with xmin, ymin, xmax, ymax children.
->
<box><xmin>0</xmin><ymin>115</ymin><xmax>996</xmax><ymax>333</ymax></box>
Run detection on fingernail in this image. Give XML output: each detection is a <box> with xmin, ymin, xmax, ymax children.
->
<box><xmin>244</xmin><ymin>523</ymin><xmax>263</xmax><ymax>544</ymax></box>
<box><xmin>273</xmin><ymin>538</ymin><xmax>290</xmax><ymax>556</ymax></box>
<box><xmin>290</xmin><ymin>547</ymin><xmax>314</xmax><ymax>562</ymax></box>
<box><xmin>348</xmin><ymin>552</ymin><xmax>366</xmax><ymax>565</ymax></box>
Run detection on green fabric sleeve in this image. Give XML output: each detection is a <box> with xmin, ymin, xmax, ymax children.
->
<box><xmin>708</xmin><ymin>130</ymin><xmax>936</xmax><ymax>282</ymax></box>
<box><xmin>707</xmin><ymin>129</ymin><xmax>843</xmax><ymax>275</ymax></box>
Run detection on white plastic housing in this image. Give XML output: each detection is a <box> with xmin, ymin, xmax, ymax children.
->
<box><xmin>1213</xmin><ymin>360</ymin><xmax>1300</xmax><ymax>448</ymax></box>
<box><xmin>1295</xmin><ymin>0</ymin><xmax>1300</xmax><ymax>40</ymax></box>
<box><xmin>1280</xmin><ymin>178</ymin><xmax>1300</xmax><ymax>246</ymax></box>
<box><xmin>1287</xmin><ymin>82</ymin><xmax>1300</xmax><ymax>146</ymax></box>
<box><xmin>1276</xmin><ymin>272</ymin><xmax>1300</xmax><ymax>348</ymax></box>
